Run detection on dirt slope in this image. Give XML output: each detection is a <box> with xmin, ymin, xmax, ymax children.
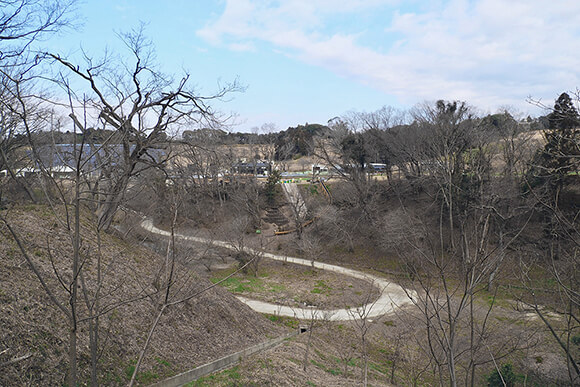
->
<box><xmin>0</xmin><ymin>205</ymin><xmax>285</xmax><ymax>385</ymax></box>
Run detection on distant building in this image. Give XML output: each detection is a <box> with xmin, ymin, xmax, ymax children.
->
<box><xmin>29</xmin><ymin>143</ymin><xmax>166</xmax><ymax>177</ymax></box>
<box><xmin>368</xmin><ymin>163</ymin><xmax>387</xmax><ymax>173</ymax></box>
<box><xmin>312</xmin><ymin>164</ymin><xmax>329</xmax><ymax>175</ymax></box>
<box><xmin>233</xmin><ymin>161</ymin><xmax>271</xmax><ymax>175</ymax></box>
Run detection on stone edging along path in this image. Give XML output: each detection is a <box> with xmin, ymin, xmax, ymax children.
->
<box><xmin>141</xmin><ymin>219</ymin><xmax>416</xmax><ymax>321</ymax></box>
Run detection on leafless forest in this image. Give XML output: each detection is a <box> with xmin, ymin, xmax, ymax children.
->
<box><xmin>1</xmin><ymin>1</ymin><xmax>579</xmax><ymax>386</ymax></box>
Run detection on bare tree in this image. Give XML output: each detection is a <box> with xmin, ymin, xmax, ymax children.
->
<box><xmin>384</xmin><ymin>103</ymin><xmax>534</xmax><ymax>386</ymax></box>
<box><xmin>519</xmin><ymin>91</ymin><xmax>580</xmax><ymax>383</ymax></box>
<box><xmin>1</xmin><ymin>0</ymin><xmax>78</xmax><ymax>201</ymax></box>
<box><xmin>256</xmin><ymin>122</ymin><xmax>278</xmax><ymax>162</ymax></box>
<box><xmin>176</xmin><ymin>128</ymin><xmax>237</xmax><ymax>209</ymax></box>
<box><xmin>347</xmin><ymin>283</ymin><xmax>380</xmax><ymax>387</ymax></box>
<box><xmin>316</xmin><ymin>115</ymin><xmax>376</xmax><ymax>216</ymax></box>
<box><xmin>0</xmin><ymin>0</ymin><xmax>77</xmax><ymax>60</ymax></box>
<box><xmin>222</xmin><ymin>214</ymin><xmax>263</xmax><ymax>275</ymax></box>
<box><xmin>128</xmin><ymin>182</ymin><xmax>261</xmax><ymax>385</ymax></box>
<box><xmin>301</xmin><ymin>307</ymin><xmax>321</xmax><ymax>372</ymax></box>
<box><xmin>231</xmin><ymin>177</ymin><xmax>263</xmax><ymax>230</ymax></box>
<box><xmin>0</xmin><ymin>4</ymin><xmax>91</xmax><ymax>384</ymax></box>
<box><xmin>412</xmin><ymin>100</ymin><xmax>476</xmax><ymax>249</ymax></box>
<box><xmin>48</xmin><ymin>25</ymin><xmax>242</xmax><ymax>231</ymax></box>
<box><xmin>0</xmin><ymin>106</ymin><xmax>145</xmax><ymax>386</ymax></box>
<box><xmin>1</xmin><ymin>18</ymin><xmax>241</xmax><ymax>385</ymax></box>
<box><xmin>282</xmin><ymin>182</ymin><xmax>309</xmax><ymax>239</ymax></box>
<box><xmin>0</xmin><ymin>67</ymin><xmax>44</xmax><ymax>202</ymax></box>
<box><xmin>335</xmin><ymin>323</ymin><xmax>357</xmax><ymax>378</ymax></box>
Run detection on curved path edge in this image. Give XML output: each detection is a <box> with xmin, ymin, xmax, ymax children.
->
<box><xmin>141</xmin><ymin>219</ymin><xmax>416</xmax><ymax>321</ymax></box>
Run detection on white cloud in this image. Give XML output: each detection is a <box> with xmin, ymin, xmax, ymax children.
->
<box><xmin>198</xmin><ymin>0</ymin><xmax>580</xmax><ymax>112</ymax></box>
<box><xmin>228</xmin><ymin>41</ymin><xmax>256</xmax><ymax>52</ymax></box>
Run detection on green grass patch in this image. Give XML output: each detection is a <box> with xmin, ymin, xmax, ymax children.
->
<box><xmin>258</xmin><ymin>358</ymin><xmax>273</xmax><ymax>369</ymax></box>
<box><xmin>369</xmin><ymin>361</ymin><xmax>392</xmax><ymax>375</ymax></box>
<box><xmin>310</xmin><ymin>359</ymin><xmax>325</xmax><ymax>370</ymax></box>
<box><xmin>302</xmin><ymin>269</ymin><xmax>319</xmax><ymax>277</ymax></box>
<box><xmin>311</xmin><ymin>280</ymin><xmax>332</xmax><ymax>295</ymax></box>
<box><xmin>210</xmin><ymin>270</ymin><xmax>265</xmax><ymax>293</ymax></box>
<box><xmin>314</xmin><ymin>349</ymin><xmax>327</xmax><ymax>360</ymax></box>
<box><xmin>155</xmin><ymin>357</ymin><xmax>173</xmax><ymax>369</ymax></box>
<box><xmin>185</xmin><ymin>365</ymin><xmax>241</xmax><ymax>387</ymax></box>
<box><xmin>266</xmin><ymin>314</ymin><xmax>299</xmax><ymax>329</ymax></box>
<box><xmin>333</xmin><ymin>356</ymin><xmax>358</xmax><ymax>367</ymax></box>
<box><xmin>310</xmin><ymin>359</ymin><xmax>342</xmax><ymax>376</ymax></box>
<box><xmin>122</xmin><ymin>360</ymin><xmax>160</xmax><ymax>385</ymax></box>
<box><xmin>211</xmin><ymin>267</ymin><xmax>289</xmax><ymax>295</ymax></box>
<box><xmin>270</xmin><ymin>283</ymin><xmax>286</xmax><ymax>292</ymax></box>
<box><xmin>328</xmin><ymin>368</ymin><xmax>341</xmax><ymax>376</ymax></box>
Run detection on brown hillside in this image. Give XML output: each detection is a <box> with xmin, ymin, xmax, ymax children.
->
<box><xmin>0</xmin><ymin>205</ymin><xmax>285</xmax><ymax>385</ymax></box>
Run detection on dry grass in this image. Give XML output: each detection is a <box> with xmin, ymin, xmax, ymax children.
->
<box><xmin>0</xmin><ymin>204</ymin><xmax>285</xmax><ymax>385</ymax></box>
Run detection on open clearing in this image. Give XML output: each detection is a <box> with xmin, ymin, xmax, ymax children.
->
<box><xmin>142</xmin><ymin>218</ymin><xmax>415</xmax><ymax>321</ymax></box>
<box><xmin>211</xmin><ymin>259</ymin><xmax>381</xmax><ymax>309</ymax></box>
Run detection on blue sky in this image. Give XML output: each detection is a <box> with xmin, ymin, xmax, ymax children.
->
<box><xmin>44</xmin><ymin>0</ymin><xmax>580</xmax><ymax>132</ymax></box>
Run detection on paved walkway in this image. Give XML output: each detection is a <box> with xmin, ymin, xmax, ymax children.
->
<box><xmin>142</xmin><ymin>219</ymin><xmax>415</xmax><ymax>321</ymax></box>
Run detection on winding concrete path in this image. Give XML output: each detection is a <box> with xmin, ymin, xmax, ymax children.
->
<box><xmin>142</xmin><ymin>219</ymin><xmax>415</xmax><ymax>321</ymax></box>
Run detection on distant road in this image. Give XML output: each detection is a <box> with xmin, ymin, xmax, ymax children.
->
<box><xmin>142</xmin><ymin>219</ymin><xmax>415</xmax><ymax>321</ymax></box>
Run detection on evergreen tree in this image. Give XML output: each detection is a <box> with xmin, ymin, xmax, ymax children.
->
<box><xmin>541</xmin><ymin>92</ymin><xmax>580</xmax><ymax>185</ymax></box>
<box><xmin>548</xmin><ymin>92</ymin><xmax>579</xmax><ymax>130</ymax></box>
<box><xmin>487</xmin><ymin>363</ymin><xmax>516</xmax><ymax>387</ymax></box>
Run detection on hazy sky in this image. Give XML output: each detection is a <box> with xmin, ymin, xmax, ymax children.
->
<box><xmin>44</xmin><ymin>0</ymin><xmax>580</xmax><ymax>131</ymax></box>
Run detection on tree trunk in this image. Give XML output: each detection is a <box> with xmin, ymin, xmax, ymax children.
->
<box><xmin>68</xmin><ymin>168</ymin><xmax>81</xmax><ymax>387</ymax></box>
<box><xmin>96</xmin><ymin>172</ymin><xmax>131</xmax><ymax>231</ymax></box>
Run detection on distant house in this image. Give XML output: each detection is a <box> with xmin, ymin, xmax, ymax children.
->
<box><xmin>1</xmin><ymin>167</ymin><xmax>37</xmax><ymax>178</ymax></box>
<box><xmin>32</xmin><ymin>143</ymin><xmax>109</xmax><ymax>176</ymax></box>
<box><xmin>48</xmin><ymin>165</ymin><xmax>76</xmax><ymax>179</ymax></box>
<box><xmin>368</xmin><ymin>163</ymin><xmax>387</xmax><ymax>173</ymax></box>
<box><xmin>29</xmin><ymin>143</ymin><xmax>166</xmax><ymax>178</ymax></box>
<box><xmin>233</xmin><ymin>161</ymin><xmax>271</xmax><ymax>175</ymax></box>
<box><xmin>312</xmin><ymin>164</ymin><xmax>329</xmax><ymax>175</ymax></box>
